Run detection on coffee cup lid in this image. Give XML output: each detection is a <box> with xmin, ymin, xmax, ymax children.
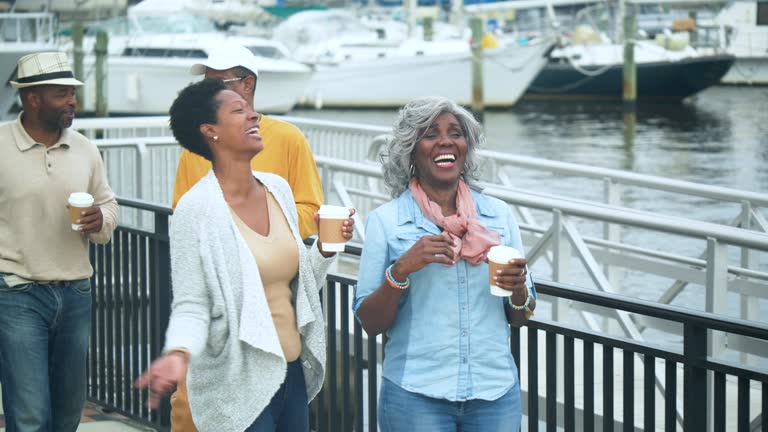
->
<box><xmin>487</xmin><ymin>245</ymin><xmax>523</xmax><ymax>263</ymax></box>
<box><xmin>318</xmin><ymin>205</ymin><xmax>349</xmax><ymax>218</ymax></box>
<box><xmin>68</xmin><ymin>192</ymin><xmax>94</xmax><ymax>206</ymax></box>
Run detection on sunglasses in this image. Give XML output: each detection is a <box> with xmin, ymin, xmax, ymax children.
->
<box><xmin>221</xmin><ymin>76</ymin><xmax>246</xmax><ymax>84</ymax></box>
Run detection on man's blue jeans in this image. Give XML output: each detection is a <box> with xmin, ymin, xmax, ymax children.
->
<box><xmin>379</xmin><ymin>378</ymin><xmax>522</xmax><ymax>432</ymax></box>
<box><xmin>0</xmin><ymin>275</ymin><xmax>92</xmax><ymax>432</ymax></box>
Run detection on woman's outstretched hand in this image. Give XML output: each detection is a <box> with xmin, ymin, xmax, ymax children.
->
<box><xmin>134</xmin><ymin>352</ymin><xmax>188</xmax><ymax>409</ymax></box>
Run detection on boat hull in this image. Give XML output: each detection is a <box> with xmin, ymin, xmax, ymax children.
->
<box><xmin>525</xmin><ymin>54</ymin><xmax>735</xmax><ymax>101</ymax></box>
<box><xmin>79</xmin><ymin>57</ymin><xmax>312</xmax><ymax>115</ymax></box>
<box><xmin>299</xmin><ymin>41</ymin><xmax>550</xmax><ymax>108</ymax></box>
<box><xmin>720</xmin><ymin>57</ymin><xmax>768</xmax><ymax>85</ymax></box>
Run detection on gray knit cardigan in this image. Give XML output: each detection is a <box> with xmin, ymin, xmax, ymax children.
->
<box><xmin>163</xmin><ymin>170</ymin><xmax>331</xmax><ymax>432</ymax></box>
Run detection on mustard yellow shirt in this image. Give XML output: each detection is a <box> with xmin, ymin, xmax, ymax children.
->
<box><xmin>172</xmin><ymin>115</ymin><xmax>322</xmax><ymax>239</ymax></box>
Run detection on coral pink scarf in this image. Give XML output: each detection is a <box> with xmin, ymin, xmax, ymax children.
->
<box><xmin>409</xmin><ymin>178</ymin><xmax>500</xmax><ymax>265</ymax></box>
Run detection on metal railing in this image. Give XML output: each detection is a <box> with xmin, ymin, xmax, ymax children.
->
<box><xmin>88</xmin><ymin>199</ymin><xmax>768</xmax><ymax>431</ymax></box>
<box><xmin>74</xmin><ymin>115</ymin><xmax>766</xmax><ymax>232</ymax></box>
<box><xmin>88</xmin><ymin>198</ymin><xmax>172</xmax><ymax>427</ymax></box>
<box><xmin>81</xmin><ymin>114</ymin><xmax>768</xmax><ymax>350</ymax></box>
<box><xmin>73</xmin><ymin>116</ymin><xmax>389</xmax><ymax>208</ymax></box>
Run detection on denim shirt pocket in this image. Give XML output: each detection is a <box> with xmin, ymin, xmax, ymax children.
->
<box><xmin>485</xmin><ymin>224</ymin><xmax>508</xmax><ymax>245</ymax></box>
<box><xmin>392</xmin><ymin>229</ymin><xmax>427</xmax><ymax>258</ymax></box>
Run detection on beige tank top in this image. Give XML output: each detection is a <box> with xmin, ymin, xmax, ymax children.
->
<box><xmin>230</xmin><ymin>191</ymin><xmax>301</xmax><ymax>361</ymax></box>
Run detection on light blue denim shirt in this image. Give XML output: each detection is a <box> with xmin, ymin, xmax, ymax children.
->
<box><xmin>353</xmin><ymin>188</ymin><xmax>535</xmax><ymax>402</ymax></box>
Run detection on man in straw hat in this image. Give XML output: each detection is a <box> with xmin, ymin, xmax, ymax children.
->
<box><xmin>0</xmin><ymin>51</ymin><xmax>119</xmax><ymax>431</ymax></box>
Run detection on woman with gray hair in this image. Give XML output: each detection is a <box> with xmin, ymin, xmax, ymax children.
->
<box><xmin>354</xmin><ymin>96</ymin><xmax>535</xmax><ymax>431</ymax></box>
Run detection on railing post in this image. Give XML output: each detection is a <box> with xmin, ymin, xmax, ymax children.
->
<box><xmin>153</xmin><ymin>210</ymin><xmax>172</xmax><ymax>426</ymax></box>
<box><xmin>603</xmin><ymin>178</ymin><xmax>623</xmax><ymax>290</ymax></box>
<box><xmin>552</xmin><ymin>210</ymin><xmax>572</xmax><ymax>321</ymax></box>
<box><xmin>705</xmin><ymin>237</ymin><xmax>727</xmax><ymax>356</ymax></box>
<box><xmin>705</xmin><ymin>237</ymin><xmax>727</xmax><ymax>431</ymax></box>
<box><xmin>683</xmin><ymin>323</ymin><xmax>707</xmax><ymax>431</ymax></box>
<box><xmin>738</xmin><ymin>201</ymin><xmax>758</xmax><ymax>365</ymax></box>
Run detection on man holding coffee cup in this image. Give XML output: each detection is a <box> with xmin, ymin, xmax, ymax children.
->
<box><xmin>0</xmin><ymin>52</ymin><xmax>119</xmax><ymax>432</ymax></box>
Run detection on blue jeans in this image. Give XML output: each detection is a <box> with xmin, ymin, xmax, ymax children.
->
<box><xmin>379</xmin><ymin>378</ymin><xmax>522</xmax><ymax>432</ymax></box>
<box><xmin>0</xmin><ymin>275</ymin><xmax>92</xmax><ymax>432</ymax></box>
<box><xmin>245</xmin><ymin>360</ymin><xmax>309</xmax><ymax>432</ymax></box>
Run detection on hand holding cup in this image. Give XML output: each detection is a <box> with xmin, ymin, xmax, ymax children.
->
<box><xmin>487</xmin><ymin>246</ymin><xmax>528</xmax><ymax>297</ymax></box>
<box><xmin>67</xmin><ymin>192</ymin><xmax>102</xmax><ymax>234</ymax></box>
<box><xmin>315</xmin><ymin>206</ymin><xmax>355</xmax><ymax>257</ymax></box>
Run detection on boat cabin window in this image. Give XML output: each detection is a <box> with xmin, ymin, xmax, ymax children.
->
<box><xmin>121</xmin><ymin>48</ymin><xmax>208</xmax><ymax>58</ymax></box>
<box><xmin>758</xmin><ymin>2</ymin><xmax>768</xmax><ymax>26</ymax></box>
<box><xmin>246</xmin><ymin>46</ymin><xmax>285</xmax><ymax>59</ymax></box>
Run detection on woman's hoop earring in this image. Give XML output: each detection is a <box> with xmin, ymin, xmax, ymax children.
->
<box><xmin>409</xmin><ymin>164</ymin><xmax>415</xmax><ymax>177</ymax></box>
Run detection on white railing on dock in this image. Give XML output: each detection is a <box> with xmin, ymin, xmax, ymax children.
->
<box><xmin>75</xmin><ymin>116</ymin><xmax>768</xmax><ymax>333</ymax></box>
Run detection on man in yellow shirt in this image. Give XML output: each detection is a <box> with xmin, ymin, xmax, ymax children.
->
<box><xmin>172</xmin><ymin>43</ymin><xmax>322</xmax><ymax>239</ymax></box>
<box><xmin>169</xmin><ymin>43</ymin><xmax>323</xmax><ymax>431</ymax></box>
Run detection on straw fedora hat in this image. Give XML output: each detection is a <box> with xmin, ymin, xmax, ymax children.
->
<box><xmin>10</xmin><ymin>52</ymin><xmax>83</xmax><ymax>89</ymax></box>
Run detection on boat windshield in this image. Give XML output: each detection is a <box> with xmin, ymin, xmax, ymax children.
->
<box><xmin>87</xmin><ymin>15</ymin><xmax>216</xmax><ymax>37</ymax></box>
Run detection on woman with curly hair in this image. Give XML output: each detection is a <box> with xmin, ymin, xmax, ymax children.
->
<box><xmin>354</xmin><ymin>96</ymin><xmax>535</xmax><ymax>432</ymax></box>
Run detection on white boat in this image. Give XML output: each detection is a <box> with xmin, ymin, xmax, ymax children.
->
<box><xmin>0</xmin><ymin>10</ymin><xmax>57</xmax><ymax>118</ymax></box>
<box><xmin>272</xmin><ymin>10</ymin><xmax>551</xmax><ymax>108</ymax></box>
<box><xmin>301</xmin><ymin>38</ymin><xmax>551</xmax><ymax>108</ymax></box>
<box><xmin>73</xmin><ymin>15</ymin><xmax>311</xmax><ymax>115</ymax></box>
<box><xmin>716</xmin><ymin>1</ymin><xmax>768</xmax><ymax>85</ymax></box>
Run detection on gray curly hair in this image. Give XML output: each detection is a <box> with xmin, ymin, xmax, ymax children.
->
<box><xmin>381</xmin><ymin>96</ymin><xmax>484</xmax><ymax>198</ymax></box>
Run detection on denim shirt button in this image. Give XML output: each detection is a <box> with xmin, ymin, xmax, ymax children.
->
<box><xmin>461</xmin><ymin>357</ymin><xmax>468</xmax><ymax>364</ymax></box>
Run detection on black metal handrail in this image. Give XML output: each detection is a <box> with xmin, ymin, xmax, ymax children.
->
<box><xmin>87</xmin><ymin>200</ymin><xmax>767</xmax><ymax>431</ymax></box>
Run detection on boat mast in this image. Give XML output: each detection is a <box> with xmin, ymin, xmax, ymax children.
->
<box><xmin>451</xmin><ymin>0</ymin><xmax>465</xmax><ymax>36</ymax></box>
<box><xmin>408</xmin><ymin>0</ymin><xmax>418</xmax><ymax>37</ymax></box>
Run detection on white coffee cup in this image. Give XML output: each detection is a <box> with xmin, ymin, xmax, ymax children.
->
<box><xmin>68</xmin><ymin>192</ymin><xmax>94</xmax><ymax>231</ymax></box>
<box><xmin>318</xmin><ymin>205</ymin><xmax>350</xmax><ymax>252</ymax></box>
<box><xmin>487</xmin><ymin>245</ymin><xmax>524</xmax><ymax>296</ymax></box>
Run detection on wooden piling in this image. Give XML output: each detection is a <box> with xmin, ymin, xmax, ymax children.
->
<box><xmin>688</xmin><ymin>11</ymin><xmax>698</xmax><ymax>46</ymax></box>
<box><xmin>470</xmin><ymin>16</ymin><xmax>484</xmax><ymax>123</ymax></box>
<box><xmin>622</xmin><ymin>15</ymin><xmax>636</xmax><ymax>110</ymax></box>
<box><xmin>424</xmin><ymin>16</ymin><xmax>434</xmax><ymax>42</ymax></box>
<box><xmin>72</xmin><ymin>22</ymin><xmax>84</xmax><ymax>112</ymax></box>
<box><xmin>94</xmin><ymin>31</ymin><xmax>108</xmax><ymax>117</ymax></box>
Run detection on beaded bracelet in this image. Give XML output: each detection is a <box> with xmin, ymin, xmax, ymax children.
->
<box><xmin>508</xmin><ymin>288</ymin><xmax>534</xmax><ymax>319</ymax></box>
<box><xmin>385</xmin><ymin>264</ymin><xmax>410</xmax><ymax>290</ymax></box>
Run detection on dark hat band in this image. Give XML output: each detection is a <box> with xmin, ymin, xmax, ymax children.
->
<box><xmin>16</xmin><ymin>70</ymin><xmax>75</xmax><ymax>84</ymax></box>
